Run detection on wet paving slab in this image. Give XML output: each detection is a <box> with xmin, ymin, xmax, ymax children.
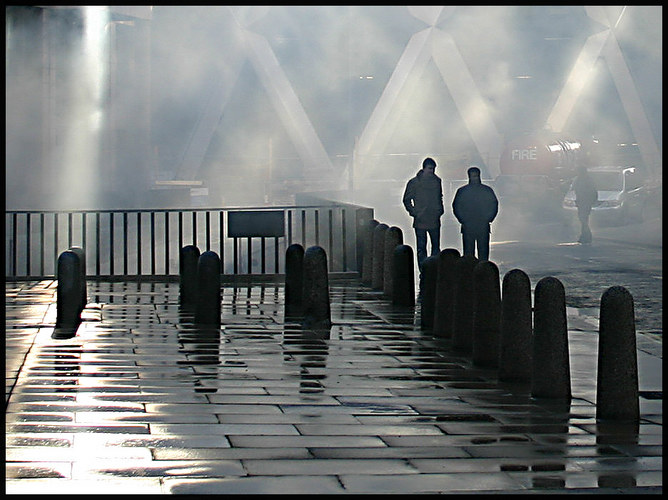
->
<box><xmin>5</xmin><ymin>279</ymin><xmax>662</xmax><ymax>494</ymax></box>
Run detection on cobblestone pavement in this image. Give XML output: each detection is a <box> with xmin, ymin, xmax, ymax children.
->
<box><xmin>5</xmin><ymin>278</ymin><xmax>662</xmax><ymax>494</ymax></box>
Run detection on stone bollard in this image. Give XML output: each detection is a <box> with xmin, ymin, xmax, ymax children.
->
<box><xmin>195</xmin><ymin>251</ymin><xmax>221</xmax><ymax>327</ymax></box>
<box><xmin>54</xmin><ymin>250</ymin><xmax>83</xmax><ymax>338</ymax></box>
<box><xmin>362</xmin><ymin>219</ymin><xmax>379</xmax><ymax>285</ymax></box>
<box><xmin>371</xmin><ymin>223</ymin><xmax>389</xmax><ymax>290</ymax></box>
<box><xmin>499</xmin><ymin>269</ymin><xmax>533</xmax><ymax>382</ymax></box>
<box><xmin>420</xmin><ymin>255</ymin><xmax>439</xmax><ymax>330</ymax></box>
<box><xmin>472</xmin><ymin>260</ymin><xmax>501</xmax><ymax>368</ymax></box>
<box><xmin>531</xmin><ymin>276</ymin><xmax>571</xmax><ymax>400</ymax></box>
<box><xmin>68</xmin><ymin>246</ymin><xmax>87</xmax><ymax>311</ymax></box>
<box><xmin>302</xmin><ymin>246</ymin><xmax>331</xmax><ymax>330</ymax></box>
<box><xmin>596</xmin><ymin>286</ymin><xmax>639</xmax><ymax>422</ymax></box>
<box><xmin>432</xmin><ymin>248</ymin><xmax>460</xmax><ymax>338</ymax></box>
<box><xmin>180</xmin><ymin>245</ymin><xmax>201</xmax><ymax>308</ymax></box>
<box><xmin>285</xmin><ymin>243</ymin><xmax>305</xmax><ymax>318</ymax></box>
<box><xmin>451</xmin><ymin>255</ymin><xmax>479</xmax><ymax>353</ymax></box>
<box><xmin>392</xmin><ymin>245</ymin><xmax>415</xmax><ymax>308</ymax></box>
<box><xmin>383</xmin><ymin>226</ymin><xmax>404</xmax><ymax>298</ymax></box>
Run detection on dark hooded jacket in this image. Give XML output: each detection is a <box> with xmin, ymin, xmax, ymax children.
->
<box><xmin>402</xmin><ymin>170</ymin><xmax>445</xmax><ymax>229</ymax></box>
<box><xmin>452</xmin><ymin>180</ymin><xmax>498</xmax><ymax>234</ymax></box>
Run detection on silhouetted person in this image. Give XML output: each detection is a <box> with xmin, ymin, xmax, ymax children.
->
<box><xmin>452</xmin><ymin>166</ymin><xmax>498</xmax><ymax>261</ymax></box>
<box><xmin>402</xmin><ymin>157</ymin><xmax>444</xmax><ymax>269</ymax></box>
<box><xmin>572</xmin><ymin>166</ymin><xmax>598</xmax><ymax>245</ymax></box>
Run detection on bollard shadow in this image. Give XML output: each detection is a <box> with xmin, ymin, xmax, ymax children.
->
<box><xmin>282</xmin><ymin>323</ymin><xmax>330</xmax><ymax>394</ymax></box>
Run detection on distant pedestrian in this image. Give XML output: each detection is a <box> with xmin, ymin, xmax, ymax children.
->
<box><xmin>402</xmin><ymin>157</ymin><xmax>445</xmax><ymax>268</ymax></box>
<box><xmin>452</xmin><ymin>166</ymin><xmax>498</xmax><ymax>261</ymax></box>
<box><xmin>572</xmin><ymin>166</ymin><xmax>598</xmax><ymax>245</ymax></box>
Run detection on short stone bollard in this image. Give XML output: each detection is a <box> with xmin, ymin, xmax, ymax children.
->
<box><xmin>180</xmin><ymin>245</ymin><xmax>201</xmax><ymax>308</ymax></box>
<box><xmin>432</xmin><ymin>248</ymin><xmax>460</xmax><ymax>338</ymax></box>
<box><xmin>371</xmin><ymin>223</ymin><xmax>389</xmax><ymax>290</ymax></box>
<box><xmin>285</xmin><ymin>243</ymin><xmax>305</xmax><ymax>317</ymax></box>
<box><xmin>54</xmin><ymin>249</ymin><xmax>84</xmax><ymax>338</ymax></box>
<box><xmin>596</xmin><ymin>286</ymin><xmax>639</xmax><ymax>422</ymax></box>
<box><xmin>531</xmin><ymin>276</ymin><xmax>571</xmax><ymax>400</ymax></box>
<box><xmin>302</xmin><ymin>246</ymin><xmax>331</xmax><ymax>330</ymax></box>
<box><xmin>362</xmin><ymin>219</ymin><xmax>379</xmax><ymax>285</ymax></box>
<box><xmin>420</xmin><ymin>255</ymin><xmax>439</xmax><ymax>330</ymax></box>
<box><xmin>195</xmin><ymin>251</ymin><xmax>221</xmax><ymax>327</ymax></box>
<box><xmin>451</xmin><ymin>255</ymin><xmax>479</xmax><ymax>353</ymax></box>
<box><xmin>68</xmin><ymin>246</ymin><xmax>87</xmax><ymax>312</ymax></box>
<box><xmin>392</xmin><ymin>245</ymin><xmax>415</xmax><ymax>308</ymax></box>
<box><xmin>498</xmin><ymin>269</ymin><xmax>533</xmax><ymax>382</ymax></box>
<box><xmin>383</xmin><ymin>226</ymin><xmax>403</xmax><ymax>298</ymax></box>
<box><xmin>472</xmin><ymin>260</ymin><xmax>501</xmax><ymax>368</ymax></box>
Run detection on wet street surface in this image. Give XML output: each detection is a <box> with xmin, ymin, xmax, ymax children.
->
<box><xmin>5</xmin><ymin>271</ymin><xmax>662</xmax><ymax>494</ymax></box>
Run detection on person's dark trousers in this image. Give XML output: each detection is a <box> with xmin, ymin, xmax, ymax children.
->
<box><xmin>577</xmin><ymin>207</ymin><xmax>592</xmax><ymax>244</ymax></box>
<box><xmin>462</xmin><ymin>230</ymin><xmax>490</xmax><ymax>261</ymax></box>
<box><xmin>415</xmin><ymin>227</ymin><xmax>441</xmax><ymax>268</ymax></box>
<box><xmin>415</xmin><ymin>227</ymin><xmax>440</xmax><ymax>297</ymax></box>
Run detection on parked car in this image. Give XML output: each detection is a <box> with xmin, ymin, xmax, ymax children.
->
<box><xmin>562</xmin><ymin>166</ymin><xmax>651</xmax><ymax>225</ymax></box>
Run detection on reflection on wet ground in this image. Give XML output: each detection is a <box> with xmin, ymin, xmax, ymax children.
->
<box><xmin>5</xmin><ymin>279</ymin><xmax>663</xmax><ymax>494</ymax></box>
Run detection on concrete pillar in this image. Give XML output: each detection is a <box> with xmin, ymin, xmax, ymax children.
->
<box><xmin>472</xmin><ymin>260</ymin><xmax>501</xmax><ymax>368</ymax></box>
<box><xmin>302</xmin><ymin>246</ymin><xmax>331</xmax><ymax>330</ymax></box>
<box><xmin>371</xmin><ymin>223</ymin><xmax>389</xmax><ymax>290</ymax></box>
<box><xmin>285</xmin><ymin>243</ymin><xmax>305</xmax><ymax>317</ymax></box>
<box><xmin>420</xmin><ymin>255</ymin><xmax>439</xmax><ymax>330</ymax></box>
<box><xmin>432</xmin><ymin>248</ymin><xmax>460</xmax><ymax>338</ymax></box>
<box><xmin>597</xmin><ymin>286</ymin><xmax>639</xmax><ymax>422</ymax></box>
<box><xmin>499</xmin><ymin>269</ymin><xmax>533</xmax><ymax>382</ymax></box>
<box><xmin>362</xmin><ymin>219</ymin><xmax>379</xmax><ymax>285</ymax></box>
<box><xmin>68</xmin><ymin>246</ymin><xmax>87</xmax><ymax>311</ymax></box>
<box><xmin>195</xmin><ymin>251</ymin><xmax>221</xmax><ymax>327</ymax></box>
<box><xmin>452</xmin><ymin>255</ymin><xmax>479</xmax><ymax>353</ymax></box>
<box><xmin>392</xmin><ymin>244</ymin><xmax>415</xmax><ymax>308</ymax></box>
<box><xmin>180</xmin><ymin>245</ymin><xmax>200</xmax><ymax>308</ymax></box>
<box><xmin>531</xmin><ymin>276</ymin><xmax>571</xmax><ymax>400</ymax></box>
<box><xmin>383</xmin><ymin>226</ymin><xmax>403</xmax><ymax>298</ymax></box>
<box><xmin>54</xmin><ymin>249</ymin><xmax>83</xmax><ymax>338</ymax></box>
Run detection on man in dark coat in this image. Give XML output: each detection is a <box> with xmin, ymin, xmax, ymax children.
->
<box><xmin>452</xmin><ymin>166</ymin><xmax>498</xmax><ymax>261</ymax></box>
<box><xmin>402</xmin><ymin>157</ymin><xmax>445</xmax><ymax>268</ymax></box>
<box><xmin>572</xmin><ymin>165</ymin><xmax>598</xmax><ymax>245</ymax></box>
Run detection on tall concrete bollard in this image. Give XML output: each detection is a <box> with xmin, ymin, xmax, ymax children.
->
<box><xmin>362</xmin><ymin>219</ymin><xmax>379</xmax><ymax>285</ymax></box>
<box><xmin>472</xmin><ymin>260</ymin><xmax>501</xmax><ymax>368</ymax></box>
<box><xmin>285</xmin><ymin>243</ymin><xmax>305</xmax><ymax>317</ymax></box>
<box><xmin>383</xmin><ymin>226</ymin><xmax>404</xmax><ymax>298</ymax></box>
<box><xmin>180</xmin><ymin>245</ymin><xmax>201</xmax><ymax>308</ymax></box>
<box><xmin>452</xmin><ymin>255</ymin><xmax>479</xmax><ymax>353</ymax></box>
<box><xmin>420</xmin><ymin>255</ymin><xmax>439</xmax><ymax>330</ymax></box>
<box><xmin>54</xmin><ymin>250</ymin><xmax>83</xmax><ymax>338</ymax></box>
<box><xmin>302</xmin><ymin>246</ymin><xmax>331</xmax><ymax>330</ymax></box>
<box><xmin>432</xmin><ymin>248</ymin><xmax>460</xmax><ymax>338</ymax></box>
<box><xmin>68</xmin><ymin>246</ymin><xmax>87</xmax><ymax>311</ymax></box>
<box><xmin>371</xmin><ymin>223</ymin><xmax>389</xmax><ymax>290</ymax></box>
<box><xmin>499</xmin><ymin>269</ymin><xmax>533</xmax><ymax>382</ymax></box>
<box><xmin>531</xmin><ymin>276</ymin><xmax>571</xmax><ymax>400</ymax></box>
<box><xmin>195</xmin><ymin>251</ymin><xmax>221</xmax><ymax>327</ymax></box>
<box><xmin>596</xmin><ymin>286</ymin><xmax>639</xmax><ymax>422</ymax></box>
<box><xmin>392</xmin><ymin>245</ymin><xmax>415</xmax><ymax>308</ymax></box>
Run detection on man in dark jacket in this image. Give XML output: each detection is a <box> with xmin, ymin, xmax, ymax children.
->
<box><xmin>402</xmin><ymin>157</ymin><xmax>445</xmax><ymax>268</ymax></box>
<box><xmin>572</xmin><ymin>165</ymin><xmax>598</xmax><ymax>245</ymax></box>
<box><xmin>452</xmin><ymin>166</ymin><xmax>498</xmax><ymax>261</ymax></box>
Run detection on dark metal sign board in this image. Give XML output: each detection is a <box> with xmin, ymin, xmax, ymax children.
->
<box><xmin>227</xmin><ymin>211</ymin><xmax>285</xmax><ymax>238</ymax></box>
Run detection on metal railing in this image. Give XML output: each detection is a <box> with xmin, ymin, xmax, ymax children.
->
<box><xmin>6</xmin><ymin>203</ymin><xmax>374</xmax><ymax>280</ymax></box>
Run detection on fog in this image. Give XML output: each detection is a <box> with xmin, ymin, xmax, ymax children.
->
<box><xmin>5</xmin><ymin>5</ymin><xmax>662</xmax><ymax>244</ymax></box>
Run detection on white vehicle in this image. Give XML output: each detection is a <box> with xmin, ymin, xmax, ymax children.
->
<box><xmin>562</xmin><ymin>166</ymin><xmax>649</xmax><ymax>225</ymax></box>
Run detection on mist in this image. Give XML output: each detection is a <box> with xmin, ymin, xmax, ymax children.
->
<box><xmin>5</xmin><ymin>5</ymin><xmax>662</xmax><ymax>245</ymax></box>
